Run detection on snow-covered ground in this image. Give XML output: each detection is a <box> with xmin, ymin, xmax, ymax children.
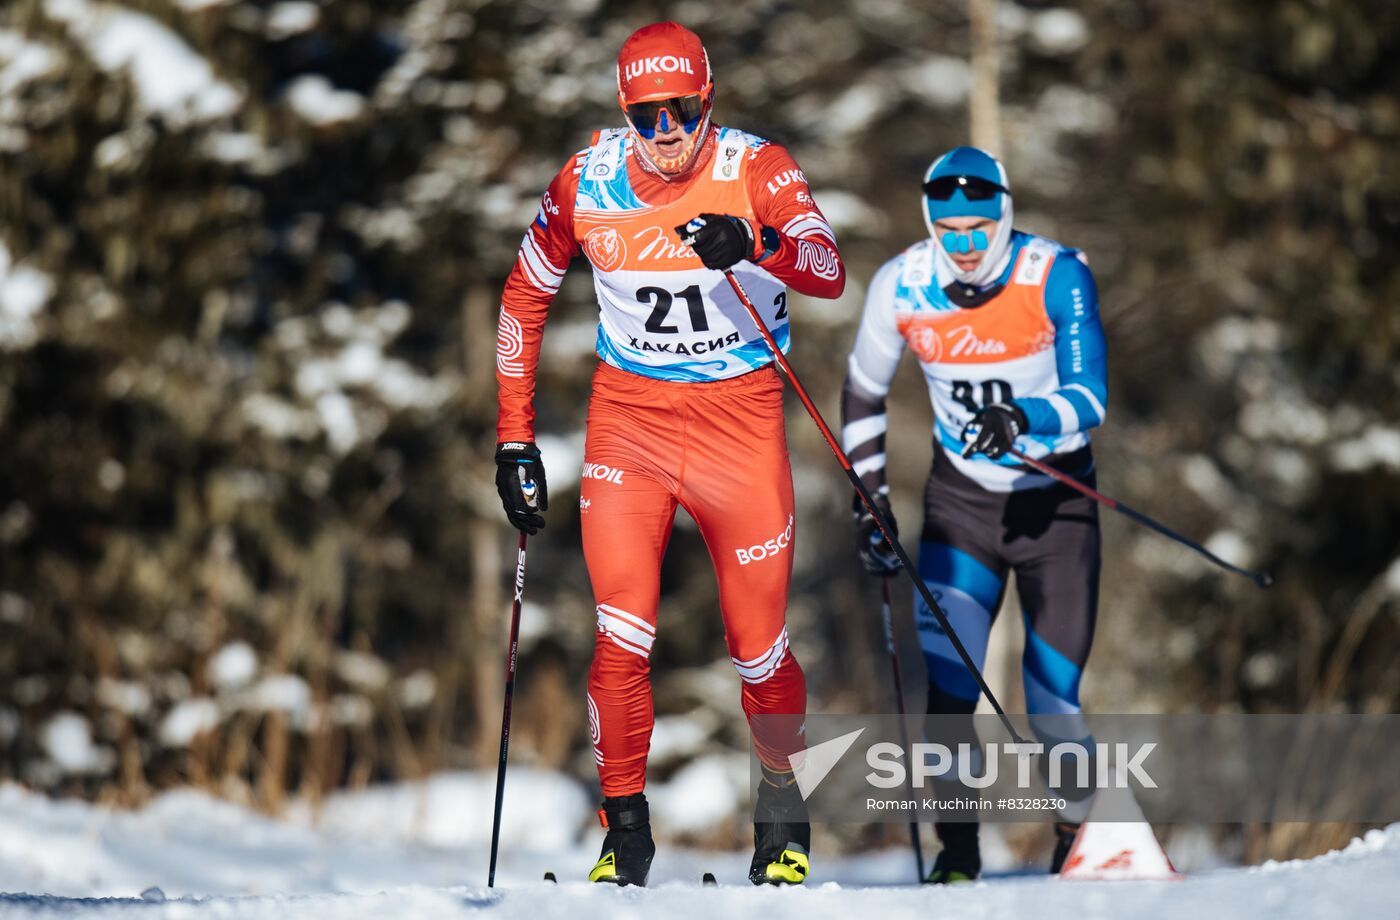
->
<box><xmin>1</xmin><ymin>775</ymin><xmax>1397</xmax><ymax>919</ymax></box>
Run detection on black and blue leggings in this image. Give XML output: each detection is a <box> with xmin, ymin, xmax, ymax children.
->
<box><xmin>915</xmin><ymin>447</ymin><xmax>1100</xmax><ymax>722</ymax></box>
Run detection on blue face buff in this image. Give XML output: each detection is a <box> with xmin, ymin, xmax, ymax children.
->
<box><xmin>941</xmin><ymin>230</ymin><xmax>989</xmax><ymax>254</ymax></box>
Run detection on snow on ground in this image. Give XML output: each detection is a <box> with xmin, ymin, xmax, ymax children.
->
<box><xmin>0</xmin><ymin>775</ymin><xmax>1398</xmax><ymax>919</ymax></box>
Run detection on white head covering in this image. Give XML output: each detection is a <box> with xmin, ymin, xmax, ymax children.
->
<box><xmin>920</xmin><ymin>148</ymin><xmax>1015</xmax><ymax>289</ymax></box>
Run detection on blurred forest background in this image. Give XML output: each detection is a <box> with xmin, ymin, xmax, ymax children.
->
<box><xmin>1</xmin><ymin>0</ymin><xmax>1397</xmax><ymax>865</ymax></box>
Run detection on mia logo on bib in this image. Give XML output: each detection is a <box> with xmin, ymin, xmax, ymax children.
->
<box><xmin>946</xmin><ymin>324</ymin><xmax>1008</xmax><ymax>358</ymax></box>
<box><xmin>585</xmin><ymin>226</ymin><xmax>627</xmax><ymax>272</ymax></box>
<box><xmin>633</xmin><ymin>225</ymin><xmax>697</xmax><ymax>262</ymax></box>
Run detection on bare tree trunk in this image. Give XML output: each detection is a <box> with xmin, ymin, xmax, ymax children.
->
<box><xmin>258</xmin><ymin>711</ymin><xmax>289</xmax><ymax>814</ymax></box>
<box><xmin>969</xmin><ymin>0</ymin><xmax>1003</xmax><ymax>155</ymax></box>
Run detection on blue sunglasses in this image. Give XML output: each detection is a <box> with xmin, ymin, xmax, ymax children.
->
<box><xmin>626</xmin><ymin>95</ymin><xmax>706</xmax><ymax>139</ymax></box>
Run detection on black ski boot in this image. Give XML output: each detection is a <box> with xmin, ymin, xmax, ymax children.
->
<box><xmin>588</xmin><ymin>794</ymin><xmax>655</xmax><ymax>886</ymax></box>
<box><xmin>925</xmin><ymin>821</ymin><xmax>980</xmax><ymax>884</ymax></box>
<box><xmin>749</xmin><ymin>767</ymin><xmax>810</xmax><ymax>885</ymax></box>
<box><xmin>1050</xmin><ymin>821</ymin><xmax>1080</xmax><ymax>874</ymax></box>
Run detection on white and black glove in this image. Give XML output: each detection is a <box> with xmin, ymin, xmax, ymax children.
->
<box><xmin>676</xmin><ymin>213</ymin><xmax>758</xmax><ymax>270</ymax></box>
<box><xmin>961</xmin><ymin>403</ymin><xmax>1028</xmax><ymax>461</ymax></box>
<box><xmin>854</xmin><ymin>492</ymin><xmax>901</xmax><ymax>577</ymax></box>
<box><xmin>495</xmin><ymin>441</ymin><xmax>548</xmax><ymax>534</ymax></box>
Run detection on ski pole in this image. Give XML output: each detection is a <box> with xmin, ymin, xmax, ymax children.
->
<box><xmin>710</xmin><ymin>264</ymin><xmax>1024</xmax><ymax>744</ymax></box>
<box><xmin>1007</xmin><ymin>448</ymin><xmax>1274</xmax><ymax>589</ymax></box>
<box><xmin>488</xmin><ymin>532</ymin><xmax>530</xmax><ymax>888</ymax></box>
<box><xmin>881</xmin><ymin>577</ymin><xmax>926</xmax><ymax>882</ymax></box>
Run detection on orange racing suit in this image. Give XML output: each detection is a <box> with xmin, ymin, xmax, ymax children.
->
<box><xmin>496</xmin><ymin>124</ymin><xmax>845</xmax><ymax>795</ymax></box>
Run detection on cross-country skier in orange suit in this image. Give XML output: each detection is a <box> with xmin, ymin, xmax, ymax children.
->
<box><xmin>493</xmin><ymin>21</ymin><xmax>845</xmax><ymax>887</ymax></box>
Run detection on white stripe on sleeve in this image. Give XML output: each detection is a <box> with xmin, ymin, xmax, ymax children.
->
<box><xmin>846</xmin><ymin>354</ymin><xmax>892</xmax><ymax>399</ymax></box>
<box><xmin>851</xmin><ymin>453</ymin><xmax>887</xmax><ymax>479</ymax></box>
<box><xmin>1064</xmin><ymin>383</ymin><xmax>1106</xmax><ymax>423</ymax></box>
<box><xmin>1046</xmin><ymin>394</ymin><xmax>1080</xmax><ymax>435</ymax></box>
<box><xmin>842</xmin><ymin>415</ymin><xmax>888</xmax><ymax>452</ymax></box>
<box><xmin>519</xmin><ymin>232</ymin><xmax>564</xmax><ymax>290</ymax></box>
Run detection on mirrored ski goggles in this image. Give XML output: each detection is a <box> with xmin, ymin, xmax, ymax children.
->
<box><xmin>625</xmin><ymin>94</ymin><xmax>707</xmax><ymax>139</ymax></box>
<box><xmin>922</xmin><ymin>175</ymin><xmax>1009</xmax><ymax>201</ymax></box>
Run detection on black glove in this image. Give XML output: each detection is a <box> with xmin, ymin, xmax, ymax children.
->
<box><xmin>495</xmin><ymin>441</ymin><xmax>548</xmax><ymax>534</ymax></box>
<box><xmin>961</xmin><ymin>403</ymin><xmax>1028</xmax><ymax>461</ymax></box>
<box><xmin>854</xmin><ymin>492</ymin><xmax>901</xmax><ymax>577</ymax></box>
<box><xmin>675</xmin><ymin>213</ymin><xmax>757</xmax><ymax>270</ymax></box>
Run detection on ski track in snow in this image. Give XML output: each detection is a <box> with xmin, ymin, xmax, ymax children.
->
<box><xmin>0</xmin><ymin>779</ymin><xmax>1396</xmax><ymax>919</ymax></box>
